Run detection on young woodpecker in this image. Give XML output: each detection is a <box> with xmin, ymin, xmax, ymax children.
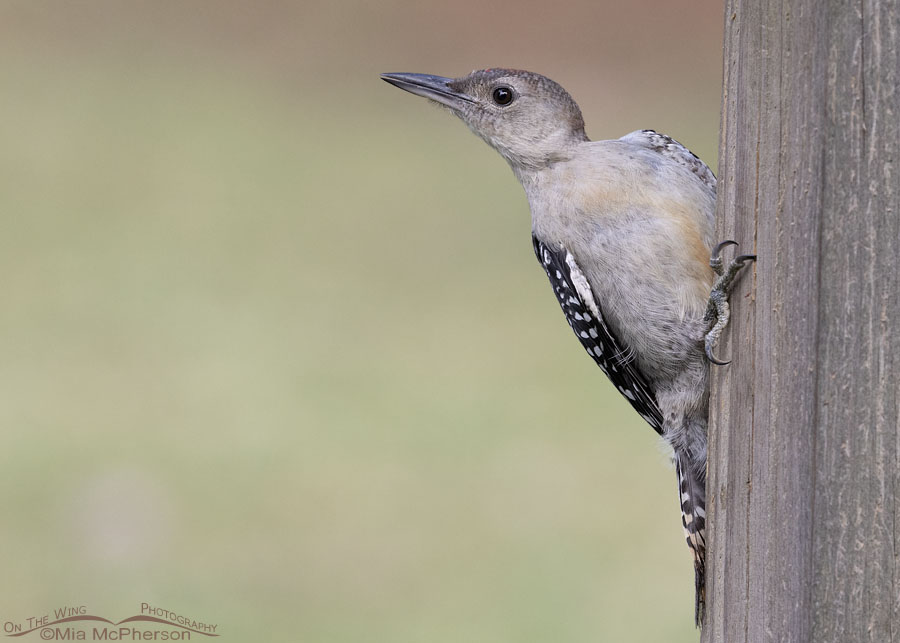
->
<box><xmin>381</xmin><ymin>68</ymin><xmax>754</xmax><ymax>627</ymax></box>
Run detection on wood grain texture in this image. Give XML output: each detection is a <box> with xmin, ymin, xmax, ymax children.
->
<box><xmin>703</xmin><ymin>1</ymin><xmax>899</xmax><ymax>641</ymax></box>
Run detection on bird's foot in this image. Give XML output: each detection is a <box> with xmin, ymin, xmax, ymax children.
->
<box><xmin>704</xmin><ymin>241</ymin><xmax>756</xmax><ymax>365</ymax></box>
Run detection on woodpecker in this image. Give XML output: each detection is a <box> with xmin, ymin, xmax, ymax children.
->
<box><xmin>381</xmin><ymin>68</ymin><xmax>754</xmax><ymax>626</ymax></box>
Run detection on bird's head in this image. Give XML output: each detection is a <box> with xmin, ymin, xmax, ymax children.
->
<box><xmin>381</xmin><ymin>69</ymin><xmax>589</xmax><ymax>171</ymax></box>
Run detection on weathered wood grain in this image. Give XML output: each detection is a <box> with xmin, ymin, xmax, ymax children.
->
<box><xmin>703</xmin><ymin>1</ymin><xmax>899</xmax><ymax>641</ymax></box>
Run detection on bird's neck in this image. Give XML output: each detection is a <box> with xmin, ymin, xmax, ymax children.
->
<box><xmin>510</xmin><ymin>140</ymin><xmax>586</xmax><ymax>204</ymax></box>
<box><xmin>496</xmin><ymin>130</ymin><xmax>589</xmax><ymax>176</ymax></box>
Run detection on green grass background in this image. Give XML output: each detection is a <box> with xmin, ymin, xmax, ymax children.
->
<box><xmin>0</xmin><ymin>2</ymin><xmax>723</xmax><ymax>641</ymax></box>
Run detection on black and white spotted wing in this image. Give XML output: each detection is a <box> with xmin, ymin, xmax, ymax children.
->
<box><xmin>533</xmin><ymin>235</ymin><xmax>664</xmax><ymax>435</ymax></box>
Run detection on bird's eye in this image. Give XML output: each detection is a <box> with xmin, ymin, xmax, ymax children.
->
<box><xmin>492</xmin><ymin>86</ymin><xmax>514</xmax><ymax>106</ymax></box>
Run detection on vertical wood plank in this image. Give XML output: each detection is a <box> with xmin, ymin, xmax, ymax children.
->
<box><xmin>704</xmin><ymin>1</ymin><xmax>899</xmax><ymax>640</ymax></box>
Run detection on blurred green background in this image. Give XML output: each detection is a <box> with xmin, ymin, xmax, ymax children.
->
<box><xmin>0</xmin><ymin>2</ymin><xmax>722</xmax><ymax>641</ymax></box>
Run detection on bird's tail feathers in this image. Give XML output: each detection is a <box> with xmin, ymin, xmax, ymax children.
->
<box><xmin>675</xmin><ymin>452</ymin><xmax>707</xmax><ymax>627</ymax></box>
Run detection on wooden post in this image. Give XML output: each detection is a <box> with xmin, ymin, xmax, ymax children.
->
<box><xmin>703</xmin><ymin>1</ymin><xmax>900</xmax><ymax>641</ymax></box>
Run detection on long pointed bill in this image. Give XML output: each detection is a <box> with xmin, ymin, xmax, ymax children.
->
<box><xmin>380</xmin><ymin>73</ymin><xmax>475</xmax><ymax>110</ymax></box>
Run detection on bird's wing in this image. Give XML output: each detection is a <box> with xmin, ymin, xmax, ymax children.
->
<box><xmin>533</xmin><ymin>235</ymin><xmax>665</xmax><ymax>434</ymax></box>
<box><xmin>620</xmin><ymin>129</ymin><xmax>717</xmax><ymax>192</ymax></box>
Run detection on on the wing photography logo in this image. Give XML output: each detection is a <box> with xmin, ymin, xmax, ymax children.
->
<box><xmin>3</xmin><ymin>604</ymin><xmax>218</xmax><ymax>640</ymax></box>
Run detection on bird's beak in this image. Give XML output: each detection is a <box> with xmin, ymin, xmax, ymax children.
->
<box><xmin>381</xmin><ymin>73</ymin><xmax>475</xmax><ymax>110</ymax></box>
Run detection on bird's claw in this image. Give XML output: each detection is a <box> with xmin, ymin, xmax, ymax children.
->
<box><xmin>710</xmin><ymin>240</ymin><xmax>738</xmax><ymax>275</ymax></box>
<box><xmin>705</xmin><ymin>337</ymin><xmax>731</xmax><ymax>366</ymax></box>
<box><xmin>704</xmin><ymin>241</ymin><xmax>756</xmax><ymax>366</ymax></box>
